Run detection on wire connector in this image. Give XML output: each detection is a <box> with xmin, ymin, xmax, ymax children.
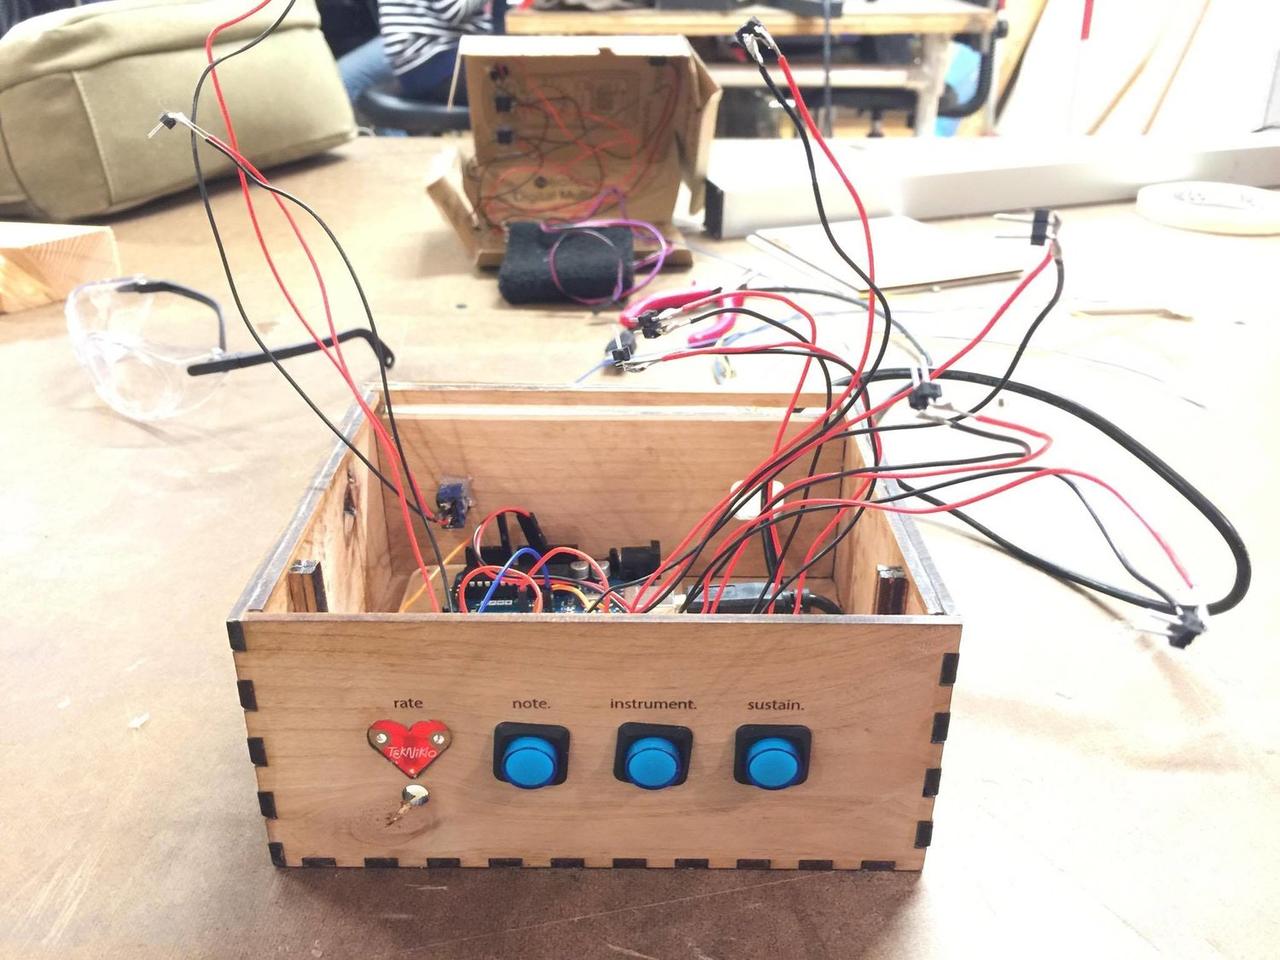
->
<box><xmin>435</xmin><ymin>477</ymin><xmax>474</xmax><ymax>530</ymax></box>
<box><xmin>1165</xmin><ymin>604</ymin><xmax>1209</xmax><ymax>649</ymax></box>
<box><xmin>606</xmin><ymin>329</ymin><xmax>637</xmax><ymax>367</ymax></box>
<box><xmin>1140</xmin><ymin>603</ymin><xmax>1209</xmax><ymax>648</ymax></box>
<box><xmin>147</xmin><ymin>112</ymin><xmax>180</xmax><ymax>138</ymax></box>
<box><xmin>735</xmin><ymin>17</ymin><xmax>780</xmax><ymax>66</ymax></box>
<box><xmin>908</xmin><ymin>366</ymin><xmax>942</xmax><ymax>411</ymax></box>
<box><xmin>995</xmin><ymin>208</ymin><xmax>1062</xmax><ymax>256</ymax></box>
<box><xmin>909</xmin><ymin>382</ymin><xmax>943</xmax><ymax>410</ymax></box>
<box><xmin>636</xmin><ymin>309</ymin><xmax>666</xmax><ymax>339</ymax></box>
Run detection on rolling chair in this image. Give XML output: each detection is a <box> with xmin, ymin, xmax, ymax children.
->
<box><xmin>350</xmin><ymin>0</ymin><xmax>506</xmax><ymax>135</ymax></box>
<box><xmin>356</xmin><ymin>83</ymin><xmax>471</xmax><ymax>134</ymax></box>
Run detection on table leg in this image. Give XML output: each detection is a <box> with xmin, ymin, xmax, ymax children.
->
<box><xmin>915</xmin><ymin>32</ymin><xmax>949</xmax><ymax>137</ymax></box>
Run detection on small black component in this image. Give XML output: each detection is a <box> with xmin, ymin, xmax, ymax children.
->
<box><xmin>550</xmin><ymin>858</ymin><xmax>586</xmax><ymax>868</ymax></box>
<box><xmin>237</xmin><ymin>679</ymin><xmax>257</xmax><ymax>711</ymax></box>
<box><xmin>1167</xmin><ymin>605</ymin><xmax>1207</xmax><ymax>648</ymax></box>
<box><xmin>610</xmin><ymin>540</ymin><xmax>662</xmax><ymax>581</ymax></box>
<box><xmin>799</xmin><ymin>859</ymin><xmax>834</xmax><ymax>871</ymax></box>
<box><xmin>607</xmin><ymin>329</ymin><xmax>637</xmax><ymax>366</ymax></box>
<box><xmin>613</xmin><ymin>722</ymin><xmax>694</xmax><ymax>787</ymax></box>
<box><xmin>683</xmin><ymin>582</ymin><xmax>843</xmax><ymax>614</ymax></box>
<box><xmin>268</xmin><ymin>842</ymin><xmax>286</xmax><ymax>867</ymax></box>
<box><xmin>435</xmin><ymin>478</ymin><xmax>472</xmax><ymax>529</ymax></box>
<box><xmin>613</xmin><ymin>858</ymin><xmax>647</xmax><ymax>868</ymax></box>
<box><xmin>737</xmin><ymin>858</ymin><xmax>771</xmax><ymax>869</ymax></box>
<box><xmin>637</xmin><ymin>309</ymin><xmax>664</xmax><ymax>339</ymax></box>
<box><xmin>427</xmin><ymin>857</ymin><xmax>461</xmax><ymax>868</ymax></box>
<box><xmin>908</xmin><ymin>380</ymin><xmax>943</xmax><ymax>410</ymax></box>
<box><xmin>302</xmin><ymin>857</ymin><xmax>337</xmax><ymax>868</ymax></box>
<box><xmin>496</xmin><ymin>126</ymin><xmax>513</xmax><ymax>145</ymax></box>
<box><xmin>492</xmin><ymin>722</ymin><xmax>571</xmax><ymax>786</ymax></box>
<box><xmin>257</xmin><ymin>792</ymin><xmax>278</xmax><ymax>819</ymax></box>
<box><xmin>1030</xmin><ymin>208</ymin><xmax>1056</xmax><ymax>246</ymax></box>
<box><xmin>454</xmin><ymin>569</ymin><xmax>536</xmax><ymax>613</ymax></box>
<box><xmin>922</xmin><ymin>767</ymin><xmax>942</xmax><ymax>798</ymax></box>
<box><xmin>489</xmin><ymin>858</ymin><xmax>523</xmax><ymax>867</ymax></box>
<box><xmin>675</xmin><ymin>859</ymin><xmax>709</xmax><ymax>869</ymax></box>
<box><xmin>732</xmin><ymin>724</ymin><xmax>812</xmax><ymax>787</ymax></box>
<box><xmin>517</xmin><ymin>512</ymin><xmax>551</xmax><ymax>555</ymax></box>
<box><xmin>365</xmin><ymin>857</ymin><xmax>399</xmax><ymax>868</ymax></box>
<box><xmin>495</xmin><ymin>93</ymin><xmax>513</xmax><ymax>113</ymax></box>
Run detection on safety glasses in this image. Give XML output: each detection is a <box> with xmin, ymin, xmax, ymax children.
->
<box><xmin>66</xmin><ymin>277</ymin><xmax>394</xmax><ymax>421</ymax></box>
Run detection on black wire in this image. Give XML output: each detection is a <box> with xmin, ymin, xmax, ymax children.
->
<box><xmin>746</xmin><ymin>52</ymin><xmax>903</xmax><ymax>585</ymax></box>
<box><xmin>805</xmin><ymin>591</ymin><xmax>843</xmax><ymax>614</ymax></box>
<box><xmin>841</xmin><ymin>368</ymin><xmax>1251</xmax><ymax>616</ymax></box>
<box><xmin>679</xmin><ymin>466</ymin><xmax>1134</xmax><ymax>614</ymax></box>
<box><xmin>947</xmin><ymin>254</ymin><xmax>1065</xmax><ymax>421</ymax></box>
<box><xmin>897</xmin><ymin>473</ymin><xmax>1178</xmax><ymax>611</ymax></box>
<box><xmin>183</xmin><ymin>0</ymin><xmax>453</xmax><ymax>607</ymax></box>
<box><xmin>746</xmin><ymin>284</ymin><xmax>935</xmax><ymax>367</ymax></box>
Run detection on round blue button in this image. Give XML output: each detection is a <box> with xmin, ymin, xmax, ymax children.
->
<box><xmin>625</xmin><ymin>737</ymin><xmax>680</xmax><ymax>789</ymax></box>
<box><xmin>745</xmin><ymin>737</ymin><xmax>800</xmax><ymax>790</ymax></box>
<box><xmin>502</xmin><ymin>736</ymin><xmax>558</xmax><ymax>789</ymax></box>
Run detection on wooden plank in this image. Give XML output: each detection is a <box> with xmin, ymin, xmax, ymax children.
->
<box><xmin>505</xmin><ymin>1</ymin><xmax>996</xmax><ymax>38</ymax></box>
<box><xmin>387</xmin><ymin>383</ymin><xmax>838</xmax><ymax>408</ymax></box>
<box><xmin>237</xmin><ymin>613</ymin><xmax>960</xmax><ymax>869</ymax></box>
<box><xmin>286</xmin><ymin>560</ymin><xmax>329</xmax><ymax>614</ymax></box>
<box><xmin>375</xmin><ymin>403</ymin><xmax>847</xmax><ymax>583</ymax></box>
<box><xmin>257</xmin><ymin>412</ymin><xmax>394</xmax><ymax>616</ymax></box>
<box><xmin>997</xmin><ymin>0</ymin><xmax>1168</xmax><ymax>136</ymax></box>
<box><xmin>0</xmin><ymin>221</ymin><xmax>119</xmax><ymax>313</ymax></box>
<box><xmin>1147</xmin><ymin>0</ymin><xmax>1276</xmax><ymax>136</ymax></box>
<box><xmin>709</xmin><ymin>62</ymin><xmax>924</xmax><ymax>91</ymax></box>
<box><xmin>956</xmin><ymin>0</ymin><xmax>1050</xmax><ymax>138</ymax></box>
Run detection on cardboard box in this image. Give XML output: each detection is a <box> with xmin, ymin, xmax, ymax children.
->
<box><xmin>428</xmin><ymin>35</ymin><xmax>721</xmax><ymax>267</ymax></box>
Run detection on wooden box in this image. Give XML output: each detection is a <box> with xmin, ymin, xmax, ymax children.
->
<box><xmin>229</xmin><ymin>386</ymin><xmax>960</xmax><ymax>870</ymax></box>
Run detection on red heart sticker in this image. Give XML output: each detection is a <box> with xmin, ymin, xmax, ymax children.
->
<box><xmin>367</xmin><ymin>720</ymin><xmax>452</xmax><ymax>778</ymax></box>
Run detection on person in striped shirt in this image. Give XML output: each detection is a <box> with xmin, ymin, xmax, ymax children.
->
<box><xmin>338</xmin><ymin>0</ymin><xmax>501</xmax><ymax>108</ymax></box>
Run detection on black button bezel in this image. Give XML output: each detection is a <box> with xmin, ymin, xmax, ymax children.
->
<box><xmin>613</xmin><ymin>722</ymin><xmax>693</xmax><ymax>787</ymax></box>
<box><xmin>492</xmin><ymin>721</ymin><xmax>570</xmax><ymax>786</ymax></box>
<box><xmin>733</xmin><ymin>724</ymin><xmax>812</xmax><ymax>787</ymax></box>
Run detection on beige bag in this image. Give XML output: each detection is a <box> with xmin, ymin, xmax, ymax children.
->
<box><xmin>0</xmin><ymin>0</ymin><xmax>355</xmax><ymax>221</ymax></box>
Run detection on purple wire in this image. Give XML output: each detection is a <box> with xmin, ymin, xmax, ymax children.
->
<box><xmin>541</xmin><ymin>213</ymin><xmax>670</xmax><ymax>306</ymax></box>
<box><xmin>546</xmin><ymin>228</ymin><xmax>627</xmax><ymax>306</ymax></box>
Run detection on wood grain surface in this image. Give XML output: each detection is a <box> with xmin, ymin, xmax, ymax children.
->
<box><xmin>2</xmin><ymin>138</ymin><xmax>1277</xmax><ymax>959</ymax></box>
<box><xmin>505</xmin><ymin>1</ymin><xmax>995</xmax><ymax>38</ymax></box>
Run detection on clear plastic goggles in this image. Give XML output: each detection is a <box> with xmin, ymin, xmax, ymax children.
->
<box><xmin>66</xmin><ymin>276</ymin><xmax>396</xmax><ymax>422</ymax></box>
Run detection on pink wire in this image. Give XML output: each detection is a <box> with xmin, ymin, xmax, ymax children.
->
<box><xmin>541</xmin><ymin>211</ymin><xmax>670</xmax><ymax>306</ymax></box>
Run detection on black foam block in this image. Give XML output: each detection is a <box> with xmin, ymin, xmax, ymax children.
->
<box><xmin>498</xmin><ymin>222</ymin><xmax>635</xmax><ymax>305</ymax></box>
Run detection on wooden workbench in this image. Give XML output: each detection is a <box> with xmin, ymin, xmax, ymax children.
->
<box><xmin>505</xmin><ymin>0</ymin><xmax>999</xmax><ymax>136</ymax></box>
<box><xmin>1</xmin><ymin>137</ymin><xmax>1276</xmax><ymax>959</ymax></box>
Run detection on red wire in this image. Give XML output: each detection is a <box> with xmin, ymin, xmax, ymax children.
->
<box><xmin>775</xmin><ymin>54</ymin><xmax>878</xmax><ymax>379</ymax></box>
<box><xmin>202</xmin><ymin>4</ymin><xmax>443</xmax><ymax>610</ymax></box>
<box><xmin>457</xmin><ymin>565</ymin><xmax>544</xmax><ymax>613</ymax></box>
<box><xmin>1081</xmin><ymin>0</ymin><xmax>1095</xmax><ymax>40</ymax></box>
<box><xmin>630</xmin><ymin>249</ymin><xmax>1057</xmax><ymax>611</ymax></box>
